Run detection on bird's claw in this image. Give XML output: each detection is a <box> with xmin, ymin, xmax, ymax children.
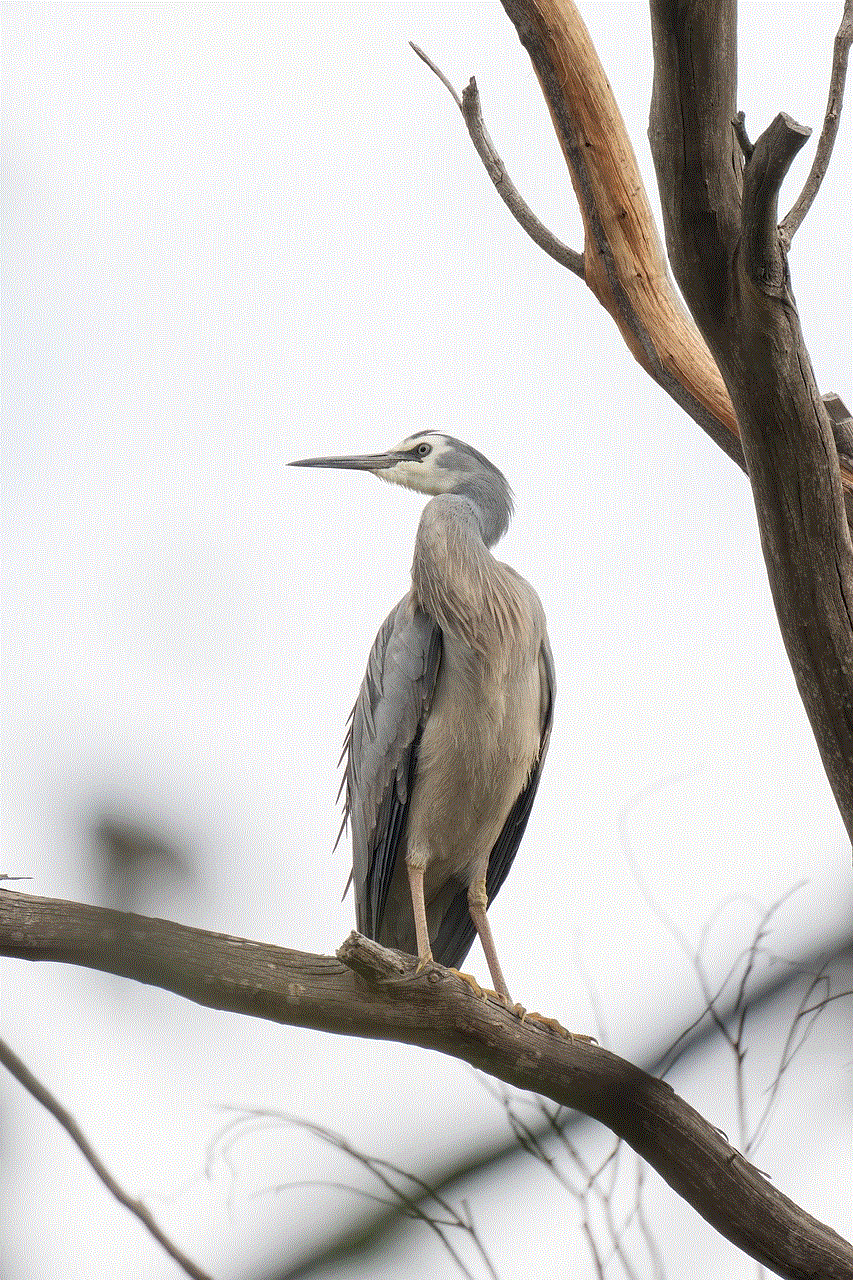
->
<box><xmin>515</xmin><ymin>1006</ymin><xmax>597</xmax><ymax>1042</ymax></box>
<box><xmin>445</xmin><ymin>967</ymin><xmax>490</xmax><ymax>1000</ymax></box>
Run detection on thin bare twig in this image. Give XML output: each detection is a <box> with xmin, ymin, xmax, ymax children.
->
<box><xmin>209</xmin><ymin>1108</ymin><xmax>500</xmax><ymax>1280</ymax></box>
<box><xmin>410</xmin><ymin>42</ymin><xmax>585</xmax><ymax>277</ymax></box>
<box><xmin>781</xmin><ymin>0</ymin><xmax>853</xmax><ymax>246</ymax></box>
<box><xmin>528</xmin><ymin>1095</ymin><xmax>654</xmax><ymax>1279</ymax></box>
<box><xmin>0</xmin><ymin>1039</ymin><xmax>212</xmax><ymax>1280</ymax></box>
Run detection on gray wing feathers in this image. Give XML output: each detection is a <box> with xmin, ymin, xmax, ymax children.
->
<box><xmin>344</xmin><ymin>597</ymin><xmax>442</xmax><ymax>937</ymax></box>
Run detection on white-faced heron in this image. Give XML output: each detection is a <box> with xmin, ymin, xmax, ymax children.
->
<box><xmin>291</xmin><ymin>432</ymin><xmax>554</xmax><ymax>1004</ymax></box>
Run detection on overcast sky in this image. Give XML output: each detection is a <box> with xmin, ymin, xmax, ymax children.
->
<box><xmin>3</xmin><ymin>4</ymin><xmax>851</xmax><ymax>1279</ymax></box>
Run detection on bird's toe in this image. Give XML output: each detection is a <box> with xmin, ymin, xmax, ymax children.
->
<box><xmin>445</xmin><ymin>968</ymin><xmax>491</xmax><ymax>1000</ymax></box>
<box><xmin>516</xmin><ymin>1008</ymin><xmax>597</xmax><ymax>1041</ymax></box>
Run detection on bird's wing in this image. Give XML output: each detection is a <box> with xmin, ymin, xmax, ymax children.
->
<box><xmin>432</xmin><ymin>629</ymin><xmax>556</xmax><ymax>969</ymax></box>
<box><xmin>343</xmin><ymin>595</ymin><xmax>442</xmax><ymax>939</ymax></box>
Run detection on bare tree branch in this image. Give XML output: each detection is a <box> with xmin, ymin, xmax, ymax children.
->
<box><xmin>2</xmin><ymin>890</ymin><xmax>851</xmax><ymax>1280</ymax></box>
<box><xmin>648</xmin><ymin>0</ymin><xmax>853</xmax><ymax>845</ymax></box>
<box><xmin>739</xmin><ymin>112</ymin><xmax>812</xmax><ymax>290</ymax></box>
<box><xmin>428</xmin><ymin>0</ymin><xmax>756</xmax><ymax>476</ymax></box>
<box><xmin>212</xmin><ymin>1109</ymin><xmax>500</xmax><ymax>1280</ymax></box>
<box><xmin>410</xmin><ymin>42</ymin><xmax>585</xmax><ymax>278</ymax></box>
<box><xmin>0</xmin><ymin>1037</ymin><xmax>212</xmax><ymax>1280</ymax></box>
<box><xmin>454</xmin><ymin>0</ymin><xmax>853</xmax><ymax>506</ymax></box>
<box><xmin>267</xmin><ymin>938</ymin><xmax>852</xmax><ymax>1280</ymax></box>
<box><xmin>781</xmin><ymin>0</ymin><xmax>853</xmax><ymax>247</ymax></box>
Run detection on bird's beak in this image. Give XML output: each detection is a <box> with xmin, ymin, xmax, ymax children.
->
<box><xmin>289</xmin><ymin>451</ymin><xmax>402</xmax><ymax>473</ymax></box>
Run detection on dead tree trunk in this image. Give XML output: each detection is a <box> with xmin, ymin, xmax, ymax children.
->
<box><xmin>479</xmin><ymin>0</ymin><xmax>853</xmax><ymax>840</ymax></box>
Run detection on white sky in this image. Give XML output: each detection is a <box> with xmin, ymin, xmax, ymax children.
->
<box><xmin>2</xmin><ymin>4</ymin><xmax>851</xmax><ymax>1279</ymax></box>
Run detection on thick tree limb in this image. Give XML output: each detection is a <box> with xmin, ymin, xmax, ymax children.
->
<box><xmin>2</xmin><ymin>890</ymin><xmax>852</xmax><ymax>1280</ymax></box>
<box><xmin>0</xmin><ymin>1037</ymin><xmax>212</xmax><ymax>1280</ymax></box>
<box><xmin>460</xmin><ymin>0</ymin><xmax>853</xmax><ymax>499</ymax></box>
<box><xmin>647</xmin><ymin>0</ymin><xmax>853</xmax><ymax>844</ymax></box>
<box><xmin>259</xmin><ymin>939</ymin><xmax>853</xmax><ymax>1280</ymax></box>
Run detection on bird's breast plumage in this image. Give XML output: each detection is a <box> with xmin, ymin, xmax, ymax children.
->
<box><xmin>406</xmin><ymin>637</ymin><xmax>543</xmax><ymax>885</ymax></box>
<box><xmin>404</xmin><ymin>497</ymin><xmax>547</xmax><ymax>887</ymax></box>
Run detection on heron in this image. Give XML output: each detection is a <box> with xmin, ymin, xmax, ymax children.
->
<box><xmin>291</xmin><ymin>432</ymin><xmax>554</xmax><ymax>1006</ymax></box>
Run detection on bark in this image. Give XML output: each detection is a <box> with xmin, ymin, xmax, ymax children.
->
<box><xmin>495</xmin><ymin>0</ymin><xmax>853</xmax><ymax>492</ymax></box>
<box><xmin>646</xmin><ymin>1</ymin><xmax>853</xmax><ymax>842</ymax></box>
<box><xmin>3</xmin><ymin>890</ymin><xmax>851</xmax><ymax>1280</ymax></box>
<box><xmin>488</xmin><ymin>0</ymin><xmax>853</xmax><ymax>838</ymax></box>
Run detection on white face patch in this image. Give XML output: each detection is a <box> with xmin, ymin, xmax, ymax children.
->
<box><xmin>380</xmin><ymin>434</ymin><xmax>460</xmax><ymax>496</ymax></box>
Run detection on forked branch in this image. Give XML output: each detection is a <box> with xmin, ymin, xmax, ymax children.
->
<box><xmin>646</xmin><ymin>0</ymin><xmax>853</xmax><ymax>843</ymax></box>
<box><xmin>414</xmin><ymin>1</ymin><xmax>853</xmax><ymax>496</ymax></box>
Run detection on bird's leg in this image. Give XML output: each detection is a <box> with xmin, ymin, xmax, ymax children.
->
<box><xmin>406</xmin><ymin>861</ymin><xmax>434</xmax><ymax>974</ymax></box>
<box><xmin>467</xmin><ymin>878</ymin><xmax>512</xmax><ymax>1005</ymax></box>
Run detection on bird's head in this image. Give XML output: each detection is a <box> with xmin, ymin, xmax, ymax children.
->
<box><xmin>290</xmin><ymin>431</ymin><xmax>506</xmax><ymax>495</ymax></box>
<box><xmin>290</xmin><ymin>432</ymin><xmax>514</xmax><ymax>545</ymax></box>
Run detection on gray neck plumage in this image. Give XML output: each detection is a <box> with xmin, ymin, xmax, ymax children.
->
<box><xmin>411</xmin><ymin>487</ymin><xmax>520</xmax><ymax>655</ymax></box>
<box><xmin>454</xmin><ymin>475</ymin><xmax>513</xmax><ymax>548</ymax></box>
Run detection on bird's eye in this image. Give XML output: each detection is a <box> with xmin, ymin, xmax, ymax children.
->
<box><xmin>416</xmin><ymin>443</ymin><xmax>432</xmax><ymax>458</ymax></box>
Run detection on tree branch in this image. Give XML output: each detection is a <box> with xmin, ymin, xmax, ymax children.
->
<box><xmin>475</xmin><ymin>0</ymin><xmax>853</xmax><ymax>502</ymax></box>
<box><xmin>740</xmin><ymin>112</ymin><xmax>811</xmax><ymax>291</ymax></box>
<box><xmin>2</xmin><ymin>890</ymin><xmax>852</xmax><ymax>1280</ymax></box>
<box><xmin>648</xmin><ymin>0</ymin><xmax>853</xmax><ymax>845</ymax></box>
<box><xmin>409</xmin><ymin>42</ymin><xmax>585</xmax><ymax>277</ymax></box>
<box><xmin>0</xmin><ymin>1037</ymin><xmax>212</xmax><ymax>1280</ymax></box>
<box><xmin>260</xmin><ymin>938</ymin><xmax>853</xmax><ymax>1280</ymax></box>
<box><xmin>781</xmin><ymin>0</ymin><xmax>853</xmax><ymax>247</ymax></box>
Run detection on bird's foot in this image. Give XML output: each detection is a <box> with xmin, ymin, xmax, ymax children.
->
<box><xmin>414</xmin><ymin>952</ymin><xmax>435</xmax><ymax>977</ymax></box>
<box><xmin>445</xmin><ymin>967</ymin><xmax>490</xmax><ymax>1000</ymax></box>
<box><xmin>515</xmin><ymin>1006</ymin><xmax>598</xmax><ymax>1042</ymax></box>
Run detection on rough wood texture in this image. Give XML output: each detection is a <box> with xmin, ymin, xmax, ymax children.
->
<box><xmin>647</xmin><ymin>1</ymin><xmax>853</xmax><ymax>842</ymax></box>
<box><xmin>3</xmin><ymin>890</ymin><xmax>852</xmax><ymax>1280</ymax></box>
<box><xmin>496</xmin><ymin>0</ymin><xmax>853</xmax><ymax>497</ymax></box>
<box><xmin>492</xmin><ymin>0</ymin><xmax>853</xmax><ymax>837</ymax></box>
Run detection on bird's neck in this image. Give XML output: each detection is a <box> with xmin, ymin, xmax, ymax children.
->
<box><xmin>452</xmin><ymin>478</ymin><xmax>511</xmax><ymax>549</ymax></box>
<box><xmin>411</xmin><ymin>493</ymin><xmax>519</xmax><ymax>657</ymax></box>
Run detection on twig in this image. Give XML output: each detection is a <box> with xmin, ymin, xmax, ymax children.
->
<box><xmin>409</xmin><ymin>42</ymin><xmax>585</xmax><ymax>278</ymax></box>
<box><xmin>210</xmin><ymin>1108</ymin><xmax>499</xmax><ymax>1280</ymax></box>
<box><xmin>781</xmin><ymin>0</ymin><xmax>853</xmax><ymax>246</ymax></box>
<box><xmin>634</xmin><ymin>1159</ymin><xmax>666</xmax><ymax>1280</ymax></box>
<box><xmin>0</xmin><ymin>1038</ymin><xmax>212</xmax><ymax>1280</ymax></box>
